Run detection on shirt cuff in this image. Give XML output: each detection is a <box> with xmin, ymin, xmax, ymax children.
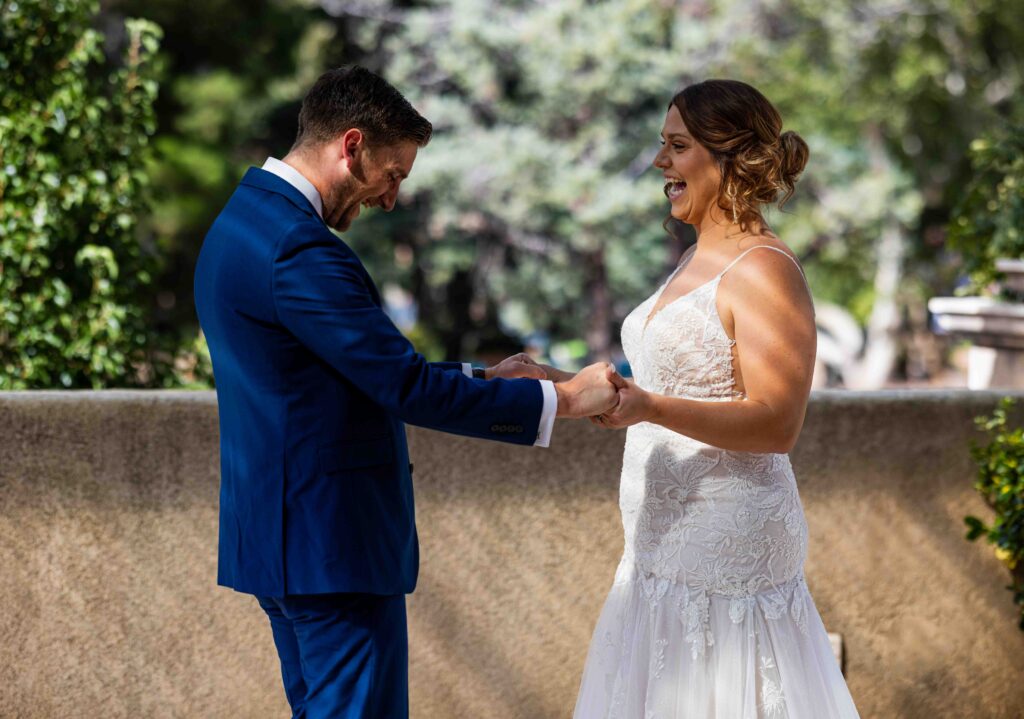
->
<box><xmin>533</xmin><ymin>380</ymin><xmax>557</xmax><ymax>448</ymax></box>
<box><xmin>462</xmin><ymin>362</ymin><xmax>473</xmax><ymax>378</ymax></box>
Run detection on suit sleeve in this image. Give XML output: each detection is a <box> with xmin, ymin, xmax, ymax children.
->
<box><xmin>271</xmin><ymin>223</ymin><xmax>543</xmax><ymax>444</ymax></box>
<box><xmin>432</xmin><ymin>361</ymin><xmax>468</xmax><ymax>373</ymax></box>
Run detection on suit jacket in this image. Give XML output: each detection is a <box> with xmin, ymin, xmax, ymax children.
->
<box><xmin>194</xmin><ymin>168</ymin><xmax>544</xmax><ymax>597</ymax></box>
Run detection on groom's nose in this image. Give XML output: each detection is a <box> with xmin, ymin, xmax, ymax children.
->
<box><xmin>380</xmin><ymin>187</ymin><xmax>400</xmax><ymax>212</ymax></box>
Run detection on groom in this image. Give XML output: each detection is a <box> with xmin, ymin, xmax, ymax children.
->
<box><xmin>194</xmin><ymin>65</ymin><xmax>621</xmax><ymax>718</ymax></box>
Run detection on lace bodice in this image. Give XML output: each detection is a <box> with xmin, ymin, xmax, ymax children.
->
<box><xmin>614</xmin><ymin>245</ymin><xmax>814</xmax><ymax>657</ymax></box>
<box><xmin>621</xmin><ymin>243</ymin><xmax>811</xmax><ymax>402</ymax></box>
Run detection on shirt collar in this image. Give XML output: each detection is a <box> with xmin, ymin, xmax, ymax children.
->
<box><xmin>261</xmin><ymin>157</ymin><xmax>324</xmax><ymax>219</ymax></box>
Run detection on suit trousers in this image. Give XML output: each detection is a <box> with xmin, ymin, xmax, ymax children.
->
<box><xmin>255</xmin><ymin>592</ymin><xmax>408</xmax><ymax>719</ymax></box>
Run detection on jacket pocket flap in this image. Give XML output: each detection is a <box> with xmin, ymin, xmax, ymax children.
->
<box><xmin>318</xmin><ymin>437</ymin><xmax>394</xmax><ymax>474</ymax></box>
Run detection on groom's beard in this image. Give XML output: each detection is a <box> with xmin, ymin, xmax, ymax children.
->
<box><xmin>332</xmin><ymin>200</ymin><xmax>361</xmax><ymax>232</ymax></box>
<box><xmin>323</xmin><ymin>177</ymin><xmax>363</xmax><ymax>233</ymax></box>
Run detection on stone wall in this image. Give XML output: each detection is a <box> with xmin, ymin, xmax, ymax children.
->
<box><xmin>1</xmin><ymin>390</ymin><xmax>1023</xmax><ymax>718</ymax></box>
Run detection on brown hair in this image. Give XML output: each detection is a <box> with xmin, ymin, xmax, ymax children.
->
<box><xmin>670</xmin><ymin>79</ymin><xmax>808</xmax><ymax>231</ymax></box>
<box><xmin>292</xmin><ymin>65</ymin><xmax>432</xmax><ymax>151</ymax></box>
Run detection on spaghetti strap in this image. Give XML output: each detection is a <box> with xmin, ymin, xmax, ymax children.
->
<box><xmin>716</xmin><ymin>245</ymin><xmax>800</xmax><ymax>278</ymax></box>
<box><xmin>716</xmin><ymin>245</ymin><xmax>815</xmax><ymax>314</ymax></box>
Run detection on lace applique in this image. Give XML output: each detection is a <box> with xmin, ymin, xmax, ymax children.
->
<box><xmin>730</xmin><ymin>594</ymin><xmax>755</xmax><ymax>624</ymax></box>
<box><xmin>605</xmin><ymin>614</ymin><xmax>633</xmax><ymax>717</ymax></box>
<box><xmin>789</xmin><ymin>576</ymin><xmax>811</xmax><ymax>636</ymax></box>
<box><xmin>759</xmin><ymin>655</ymin><xmax>787</xmax><ymax>717</ymax></box>
<box><xmin>650</xmin><ymin>638</ymin><xmax>668</xmax><ymax>680</ymax></box>
<box><xmin>678</xmin><ymin>584</ymin><xmax>714</xmax><ymax>660</ymax></box>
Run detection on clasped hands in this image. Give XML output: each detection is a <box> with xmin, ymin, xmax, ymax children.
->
<box><xmin>485</xmin><ymin>353</ymin><xmax>651</xmax><ymax>429</ymax></box>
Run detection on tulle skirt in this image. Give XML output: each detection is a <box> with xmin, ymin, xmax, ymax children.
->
<box><xmin>573</xmin><ymin>567</ymin><xmax>860</xmax><ymax>719</ymax></box>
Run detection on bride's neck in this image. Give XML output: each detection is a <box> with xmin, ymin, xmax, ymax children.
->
<box><xmin>693</xmin><ymin>222</ymin><xmax>741</xmax><ymax>246</ymax></box>
<box><xmin>692</xmin><ymin>203</ymin><xmax>734</xmax><ymax>242</ymax></box>
<box><xmin>693</xmin><ymin>210</ymin><xmax>767</xmax><ymax>247</ymax></box>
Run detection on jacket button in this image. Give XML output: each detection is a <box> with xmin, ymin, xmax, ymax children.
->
<box><xmin>516</xmin><ymin>425</ymin><xmax>523</xmax><ymax>433</ymax></box>
<box><xmin>491</xmin><ymin>424</ymin><xmax>499</xmax><ymax>432</ymax></box>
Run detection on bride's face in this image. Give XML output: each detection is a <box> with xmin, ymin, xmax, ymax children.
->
<box><xmin>653</xmin><ymin>105</ymin><xmax>722</xmax><ymax>228</ymax></box>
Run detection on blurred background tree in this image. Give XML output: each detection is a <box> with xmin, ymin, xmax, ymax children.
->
<box><xmin>0</xmin><ymin>0</ymin><xmax>201</xmax><ymax>388</ymax></box>
<box><xmin>948</xmin><ymin>124</ymin><xmax>1024</xmax><ymax>296</ymax></box>
<box><xmin>4</xmin><ymin>0</ymin><xmax>1023</xmax><ymax>387</ymax></box>
<box><xmin>379</xmin><ymin>0</ymin><xmax>684</xmax><ymax>365</ymax></box>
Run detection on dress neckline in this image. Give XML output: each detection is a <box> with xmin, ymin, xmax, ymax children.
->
<box><xmin>641</xmin><ymin>242</ymin><xmax>807</xmax><ymax>335</ymax></box>
<box><xmin>642</xmin><ymin>247</ymin><xmax>718</xmax><ymax>335</ymax></box>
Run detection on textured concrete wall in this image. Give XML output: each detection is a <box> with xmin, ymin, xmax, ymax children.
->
<box><xmin>1</xmin><ymin>390</ymin><xmax>1023</xmax><ymax>718</ymax></box>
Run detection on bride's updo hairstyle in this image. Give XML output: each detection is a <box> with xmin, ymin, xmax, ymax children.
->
<box><xmin>671</xmin><ymin>80</ymin><xmax>809</xmax><ymax>232</ymax></box>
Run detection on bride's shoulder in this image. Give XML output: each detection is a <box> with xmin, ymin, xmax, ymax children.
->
<box><xmin>728</xmin><ymin>235</ymin><xmax>802</xmax><ymax>277</ymax></box>
<box><xmin>721</xmin><ymin>236</ymin><xmax>814</xmax><ymax>325</ymax></box>
<box><xmin>723</xmin><ymin>235</ymin><xmax>810</xmax><ymax>308</ymax></box>
<box><xmin>737</xmin><ymin>232</ymin><xmax>797</xmax><ymax>260</ymax></box>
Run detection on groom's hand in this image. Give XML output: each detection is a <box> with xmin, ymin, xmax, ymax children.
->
<box><xmin>486</xmin><ymin>352</ymin><xmax>547</xmax><ymax>380</ymax></box>
<box><xmin>555</xmin><ymin>362</ymin><xmax>624</xmax><ymax>418</ymax></box>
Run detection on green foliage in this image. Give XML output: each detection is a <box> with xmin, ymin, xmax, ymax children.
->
<box><xmin>948</xmin><ymin>125</ymin><xmax>1024</xmax><ymax>296</ymax></box>
<box><xmin>128</xmin><ymin>0</ymin><xmax>333</xmax><ymax>342</ymax></box>
<box><xmin>0</xmin><ymin>0</ymin><xmax>204</xmax><ymax>388</ymax></box>
<box><xmin>373</xmin><ymin>0</ymin><xmax>698</xmax><ymax>360</ymax></box>
<box><xmin>368</xmin><ymin>0</ymin><xmax>1024</xmax><ymax>362</ymax></box>
<box><xmin>10</xmin><ymin>0</ymin><xmax>1022</xmax><ymax>375</ymax></box>
<box><xmin>964</xmin><ymin>397</ymin><xmax>1024</xmax><ymax>630</ymax></box>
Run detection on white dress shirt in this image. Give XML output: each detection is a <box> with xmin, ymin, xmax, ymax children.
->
<box><xmin>260</xmin><ymin>157</ymin><xmax>558</xmax><ymax>447</ymax></box>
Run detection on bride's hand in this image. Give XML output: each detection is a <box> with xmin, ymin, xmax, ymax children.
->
<box><xmin>591</xmin><ymin>379</ymin><xmax>653</xmax><ymax>430</ymax></box>
<box><xmin>537</xmin><ymin>364</ymin><xmax>577</xmax><ymax>383</ymax></box>
<box><xmin>486</xmin><ymin>353</ymin><xmax>547</xmax><ymax>380</ymax></box>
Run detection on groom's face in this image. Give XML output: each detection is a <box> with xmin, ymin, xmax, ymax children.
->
<box><xmin>327</xmin><ymin>133</ymin><xmax>418</xmax><ymax>232</ymax></box>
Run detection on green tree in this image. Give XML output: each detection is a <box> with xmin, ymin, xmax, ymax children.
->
<box><xmin>375</xmin><ymin>0</ymin><xmax>688</xmax><ymax>362</ymax></box>
<box><xmin>372</xmin><ymin>0</ymin><xmax>1024</xmax><ymax>376</ymax></box>
<box><xmin>743</xmin><ymin>0</ymin><xmax>1024</xmax><ymax>385</ymax></box>
<box><xmin>107</xmin><ymin>0</ymin><xmax>336</xmax><ymax>340</ymax></box>
<box><xmin>71</xmin><ymin>0</ymin><xmax>1024</xmax><ymax>379</ymax></box>
<box><xmin>948</xmin><ymin>125</ymin><xmax>1024</xmax><ymax>296</ymax></box>
<box><xmin>0</xmin><ymin>0</ymin><xmax>191</xmax><ymax>388</ymax></box>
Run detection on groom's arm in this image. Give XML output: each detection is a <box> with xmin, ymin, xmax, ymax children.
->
<box><xmin>427</xmin><ymin>361</ymin><xmax>557</xmax><ymax>446</ymax></box>
<box><xmin>431</xmin><ymin>361</ymin><xmax>557</xmax><ymax>447</ymax></box>
<box><xmin>272</xmin><ymin>222</ymin><xmax>555</xmax><ymax>445</ymax></box>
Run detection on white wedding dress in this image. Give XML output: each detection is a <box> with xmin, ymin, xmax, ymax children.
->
<box><xmin>573</xmin><ymin>245</ymin><xmax>860</xmax><ymax>719</ymax></box>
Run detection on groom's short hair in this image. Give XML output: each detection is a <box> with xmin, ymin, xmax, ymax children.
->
<box><xmin>292</xmin><ymin>66</ymin><xmax>432</xmax><ymax>151</ymax></box>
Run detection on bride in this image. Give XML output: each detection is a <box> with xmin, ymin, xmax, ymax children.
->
<box><xmin>546</xmin><ymin>80</ymin><xmax>860</xmax><ymax>718</ymax></box>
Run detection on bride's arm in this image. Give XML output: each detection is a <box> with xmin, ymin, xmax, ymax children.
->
<box><xmin>596</xmin><ymin>250</ymin><xmax>816</xmax><ymax>454</ymax></box>
<box><xmin>538</xmin><ymin>364</ymin><xmax>577</xmax><ymax>383</ymax></box>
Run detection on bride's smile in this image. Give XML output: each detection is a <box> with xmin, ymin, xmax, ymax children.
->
<box><xmin>663</xmin><ymin>179</ymin><xmax>686</xmax><ymax>201</ymax></box>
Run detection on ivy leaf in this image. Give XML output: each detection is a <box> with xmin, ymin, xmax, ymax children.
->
<box><xmin>964</xmin><ymin>515</ymin><xmax>987</xmax><ymax>542</ymax></box>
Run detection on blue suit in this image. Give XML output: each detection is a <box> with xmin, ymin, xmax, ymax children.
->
<box><xmin>194</xmin><ymin>167</ymin><xmax>545</xmax><ymax>716</ymax></box>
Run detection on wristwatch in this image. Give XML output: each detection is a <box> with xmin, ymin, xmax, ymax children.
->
<box><xmin>472</xmin><ymin>367</ymin><xmax>487</xmax><ymax>380</ymax></box>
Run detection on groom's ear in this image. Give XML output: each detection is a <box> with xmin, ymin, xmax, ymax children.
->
<box><xmin>339</xmin><ymin>128</ymin><xmax>365</xmax><ymax>163</ymax></box>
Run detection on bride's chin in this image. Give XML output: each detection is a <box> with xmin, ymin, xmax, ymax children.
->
<box><xmin>669</xmin><ymin>204</ymin><xmax>691</xmax><ymax>223</ymax></box>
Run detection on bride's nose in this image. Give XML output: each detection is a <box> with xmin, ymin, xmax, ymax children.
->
<box><xmin>653</xmin><ymin>147</ymin><xmax>670</xmax><ymax>169</ymax></box>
